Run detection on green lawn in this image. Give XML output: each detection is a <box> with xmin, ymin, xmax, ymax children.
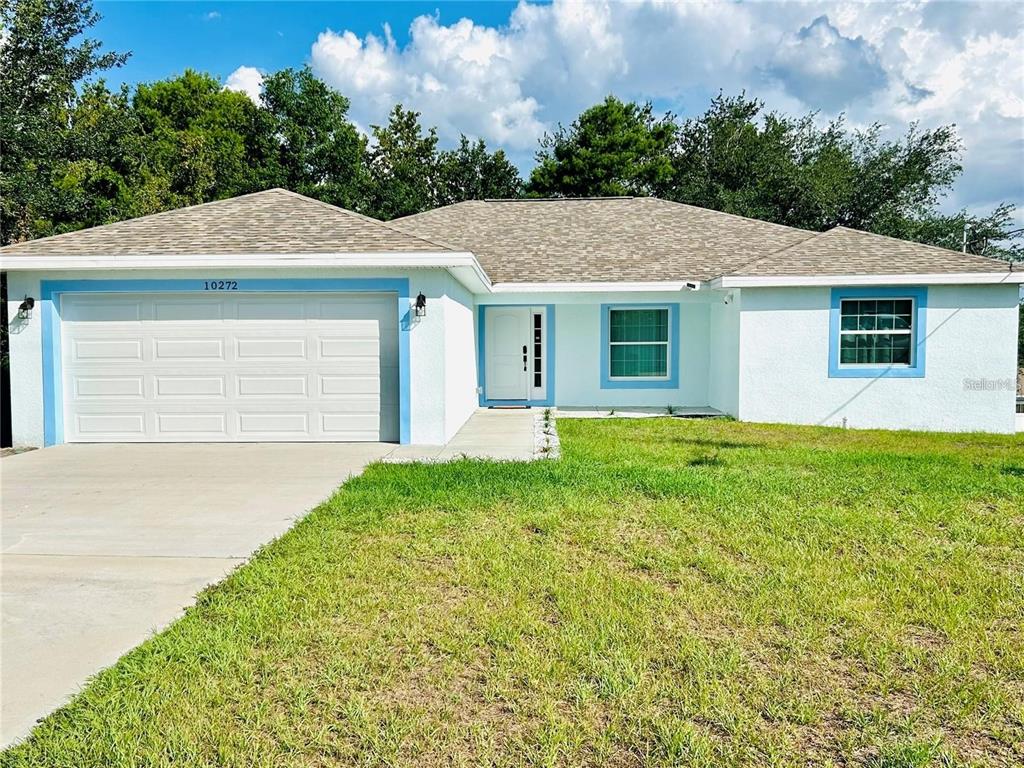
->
<box><xmin>5</xmin><ymin>420</ymin><xmax>1023</xmax><ymax>767</ymax></box>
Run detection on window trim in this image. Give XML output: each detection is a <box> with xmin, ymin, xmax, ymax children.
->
<box><xmin>600</xmin><ymin>303</ymin><xmax>680</xmax><ymax>389</ymax></box>
<box><xmin>828</xmin><ymin>286</ymin><xmax>927</xmax><ymax>379</ymax></box>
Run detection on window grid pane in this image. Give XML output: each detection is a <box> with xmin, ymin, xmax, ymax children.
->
<box><xmin>610</xmin><ymin>308</ymin><xmax>668</xmax><ymax>343</ymax></box>
<box><xmin>610</xmin><ymin>343</ymin><xmax>668</xmax><ymax>378</ymax></box>
<box><xmin>840</xmin><ymin>299</ymin><xmax>913</xmax><ymax>333</ymax></box>
<box><xmin>839</xmin><ymin>332</ymin><xmax>912</xmax><ymax>365</ymax></box>
<box><xmin>839</xmin><ymin>297</ymin><xmax>915</xmax><ymax>366</ymax></box>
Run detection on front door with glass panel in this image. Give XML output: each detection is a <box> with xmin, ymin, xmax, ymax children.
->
<box><xmin>485</xmin><ymin>307</ymin><xmax>531</xmax><ymax>400</ymax></box>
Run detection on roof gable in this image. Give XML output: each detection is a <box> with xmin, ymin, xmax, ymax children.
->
<box><xmin>0</xmin><ymin>189</ymin><xmax>453</xmax><ymax>256</ymax></box>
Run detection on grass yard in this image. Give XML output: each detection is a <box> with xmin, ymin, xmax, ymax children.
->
<box><xmin>4</xmin><ymin>419</ymin><xmax>1023</xmax><ymax>767</ymax></box>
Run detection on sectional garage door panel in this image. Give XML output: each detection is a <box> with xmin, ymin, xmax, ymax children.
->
<box><xmin>60</xmin><ymin>293</ymin><xmax>398</xmax><ymax>442</ymax></box>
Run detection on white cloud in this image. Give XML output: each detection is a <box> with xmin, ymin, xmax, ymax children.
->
<box><xmin>224</xmin><ymin>66</ymin><xmax>264</xmax><ymax>103</ymax></box>
<box><xmin>204</xmin><ymin>11</ymin><xmax>220</xmax><ymax>22</ymax></box>
<box><xmin>297</xmin><ymin>0</ymin><xmax>1021</xmax><ymax>214</ymax></box>
<box><xmin>766</xmin><ymin>16</ymin><xmax>888</xmax><ymax>110</ymax></box>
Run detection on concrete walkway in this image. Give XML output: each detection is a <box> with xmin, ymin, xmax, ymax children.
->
<box><xmin>386</xmin><ymin>408</ymin><xmax>539</xmax><ymax>462</ymax></box>
<box><xmin>0</xmin><ymin>408</ymin><xmax>540</xmax><ymax>748</ymax></box>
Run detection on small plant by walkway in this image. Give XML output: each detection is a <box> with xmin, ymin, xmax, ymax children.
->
<box><xmin>5</xmin><ymin>420</ymin><xmax>1022</xmax><ymax>767</ymax></box>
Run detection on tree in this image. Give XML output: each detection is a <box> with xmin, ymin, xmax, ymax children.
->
<box><xmin>260</xmin><ymin>67</ymin><xmax>366</xmax><ymax>209</ymax></box>
<box><xmin>44</xmin><ymin>81</ymin><xmax>143</xmax><ymax>233</ymax></box>
<box><xmin>0</xmin><ymin>0</ymin><xmax>129</xmax><ymax>244</ymax></box>
<box><xmin>901</xmin><ymin>203</ymin><xmax>1022</xmax><ymax>262</ymax></box>
<box><xmin>528</xmin><ymin>96</ymin><xmax>676</xmax><ymax>197</ymax></box>
<box><xmin>530</xmin><ymin>93</ymin><xmax>1024</xmax><ymax>259</ymax></box>
<box><xmin>132</xmin><ymin>70</ymin><xmax>268</xmax><ymax>207</ymax></box>
<box><xmin>364</xmin><ymin>105</ymin><xmax>439</xmax><ymax>220</ymax></box>
<box><xmin>668</xmin><ymin>93</ymin><xmax>964</xmax><ymax>234</ymax></box>
<box><xmin>434</xmin><ymin>136</ymin><xmax>523</xmax><ymax>206</ymax></box>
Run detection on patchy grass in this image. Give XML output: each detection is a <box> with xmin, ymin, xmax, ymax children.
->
<box><xmin>4</xmin><ymin>419</ymin><xmax>1023</xmax><ymax>767</ymax></box>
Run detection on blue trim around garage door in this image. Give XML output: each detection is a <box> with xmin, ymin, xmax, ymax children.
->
<box><xmin>40</xmin><ymin>278</ymin><xmax>412</xmax><ymax>446</ymax></box>
<box><xmin>827</xmin><ymin>285</ymin><xmax>927</xmax><ymax>379</ymax></box>
<box><xmin>477</xmin><ymin>304</ymin><xmax>555</xmax><ymax>407</ymax></box>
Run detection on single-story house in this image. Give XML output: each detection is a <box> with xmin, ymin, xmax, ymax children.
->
<box><xmin>1</xmin><ymin>188</ymin><xmax>1020</xmax><ymax>446</ymax></box>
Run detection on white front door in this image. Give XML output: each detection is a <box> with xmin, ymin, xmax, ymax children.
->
<box><xmin>485</xmin><ymin>307</ymin><xmax>530</xmax><ymax>400</ymax></box>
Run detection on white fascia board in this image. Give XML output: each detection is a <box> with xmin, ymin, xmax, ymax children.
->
<box><xmin>710</xmin><ymin>272</ymin><xmax>1024</xmax><ymax>288</ymax></box>
<box><xmin>0</xmin><ymin>251</ymin><xmax>493</xmax><ymax>293</ymax></box>
<box><xmin>491</xmin><ymin>280</ymin><xmax>699</xmax><ymax>293</ymax></box>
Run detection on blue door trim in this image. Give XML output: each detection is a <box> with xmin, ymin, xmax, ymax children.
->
<box><xmin>827</xmin><ymin>286</ymin><xmax>927</xmax><ymax>379</ymax></box>
<box><xmin>477</xmin><ymin>304</ymin><xmax>555</xmax><ymax>407</ymax></box>
<box><xmin>40</xmin><ymin>278</ymin><xmax>412</xmax><ymax>446</ymax></box>
<box><xmin>600</xmin><ymin>303</ymin><xmax>680</xmax><ymax>389</ymax></box>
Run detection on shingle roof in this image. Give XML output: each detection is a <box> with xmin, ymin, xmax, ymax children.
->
<box><xmin>729</xmin><ymin>226</ymin><xmax>1011</xmax><ymax>277</ymax></box>
<box><xmin>390</xmin><ymin>197</ymin><xmax>816</xmax><ymax>283</ymax></box>
<box><xmin>5</xmin><ymin>190</ymin><xmax>1012</xmax><ymax>282</ymax></box>
<box><xmin>0</xmin><ymin>188</ymin><xmax>453</xmax><ymax>256</ymax></box>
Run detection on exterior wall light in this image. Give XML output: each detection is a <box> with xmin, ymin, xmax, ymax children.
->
<box><xmin>414</xmin><ymin>292</ymin><xmax>427</xmax><ymax>317</ymax></box>
<box><xmin>17</xmin><ymin>296</ymin><xmax>35</xmax><ymax>320</ymax></box>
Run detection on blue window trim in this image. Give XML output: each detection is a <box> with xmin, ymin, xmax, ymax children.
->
<box><xmin>828</xmin><ymin>286</ymin><xmax>927</xmax><ymax>379</ymax></box>
<box><xmin>40</xmin><ymin>278</ymin><xmax>413</xmax><ymax>446</ymax></box>
<box><xmin>477</xmin><ymin>304</ymin><xmax>555</xmax><ymax>407</ymax></box>
<box><xmin>600</xmin><ymin>303</ymin><xmax>680</xmax><ymax>389</ymax></box>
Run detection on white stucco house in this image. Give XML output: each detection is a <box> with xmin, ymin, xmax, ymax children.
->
<box><xmin>1</xmin><ymin>188</ymin><xmax>1020</xmax><ymax>447</ymax></box>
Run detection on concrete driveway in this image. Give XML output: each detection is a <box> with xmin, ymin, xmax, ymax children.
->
<box><xmin>0</xmin><ymin>442</ymin><xmax>393</xmax><ymax>748</ymax></box>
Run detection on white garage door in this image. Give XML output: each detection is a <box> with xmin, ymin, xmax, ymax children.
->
<box><xmin>60</xmin><ymin>292</ymin><xmax>399</xmax><ymax>442</ymax></box>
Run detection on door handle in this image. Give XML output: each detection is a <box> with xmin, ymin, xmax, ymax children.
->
<box><xmin>522</xmin><ymin>345</ymin><xmax>527</xmax><ymax>370</ymax></box>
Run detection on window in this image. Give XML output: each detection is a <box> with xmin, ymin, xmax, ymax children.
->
<box><xmin>608</xmin><ymin>308</ymin><xmax>669</xmax><ymax>378</ymax></box>
<box><xmin>828</xmin><ymin>287</ymin><xmax>927</xmax><ymax>379</ymax></box>
<box><xmin>839</xmin><ymin>298</ymin><xmax>914</xmax><ymax>365</ymax></box>
<box><xmin>532</xmin><ymin>312</ymin><xmax>543</xmax><ymax>388</ymax></box>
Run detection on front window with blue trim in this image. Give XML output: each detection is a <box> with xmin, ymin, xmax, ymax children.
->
<box><xmin>600</xmin><ymin>303</ymin><xmax>679</xmax><ymax>389</ymax></box>
<box><xmin>829</xmin><ymin>286</ymin><xmax>927</xmax><ymax>379</ymax></box>
<box><xmin>609</xmin><ymin>308</ymin><xmax>670</xmax><ymax>378</ymax></box>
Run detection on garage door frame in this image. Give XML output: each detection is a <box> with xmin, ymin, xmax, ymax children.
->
<box><xmin>40</xmin><ymin>277</ymin><xmax>412</xmax><ymax>446</ymax></box>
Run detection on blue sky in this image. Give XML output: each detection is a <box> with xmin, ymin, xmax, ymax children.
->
<box><xmin>92</xmin><ymin>1</ymin><xmax>1024</xmax><ymax>219</ymax></box>
<box><xmin>94</xmin><ymin>2</ymin><xmax>522</xmax><ymax>87</ymax></box>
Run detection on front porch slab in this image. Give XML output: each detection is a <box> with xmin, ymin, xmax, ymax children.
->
<box><xmin>386</xmin><ymin>408</ymin><xmax>542</xmax><ymax>462</ymax></box>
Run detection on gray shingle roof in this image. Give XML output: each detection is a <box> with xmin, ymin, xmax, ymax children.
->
<box><xmin>0</xmin><ymin>188</ymin><xmax>453</xmax><ymax>256</ymax></box>
<box><xmin>390</xmin><ymin>197</ymin><xmax>816</xmax><ymax>283</ymax></box>
<box><xmin>729</xmin><ymin>226</ymin><xmax>1011</xmax><ymax>276</ymax></box>
<box><xmin>4</xmin><ymin>190</ymin><xmax>1012</xmax><ymax>282</ymax></box>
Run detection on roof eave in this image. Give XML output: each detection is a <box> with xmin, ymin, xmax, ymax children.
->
<box><xmin>710</xmin><ymin>272</ymin><xmax>1023</xmax><ymax>288</ymax></box>
<box><xmin>0</xmin><ymin>251</ymin><xmax>493</xmax><ymax>294</ymax></box>
<box><xmin>490</xmin><ymin>280</ymin><xmax>702</xmax><ymax>293</ymax></box>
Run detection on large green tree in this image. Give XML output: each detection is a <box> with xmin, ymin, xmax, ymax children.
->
<box><xmin>47</xmin><ymin>81</ymin><xmax>143</xmax><ymax>232</ymax></box>
<box><xmin>260</xmin><ymin>67</ymin><xmax>366</xmax><ymax>209</ymax></box>
<box><xmin>528</xmin><ymin>96</ymin><xmax>675</xmax><ymax>197</ymax></box>
<box><xmin>363</xmin><ymin>105</ymin><xmax>439</xmax><ymax>220</ymax></box>
<box><xmin>132</xmin><ymin>70</ymin><xmax>268</xmax><ymax>207</ymax></box>
<box><xmin>668</xmin><ymin>94</ymin><xmax>965</xmax><ymax>235</ymax></box>
<box><xmin>0</xmin><ymin>0</ymin><xmax>129</xmax><ymax>244</ymax></box>
<box><xmin>434</xmin><ymin>136</ymin><xmax>523</xmax><ymax>206</ymax></box>
<box><xmin>528</xmin><ymin>92</ymin><xmax>1020</xmax><ymax>260</ymax></box>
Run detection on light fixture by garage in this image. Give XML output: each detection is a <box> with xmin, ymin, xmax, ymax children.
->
<box><xmin>414</xmin><ymin>292</ymin><xmax>427</xmax><ymax>317</ymax></box>
<box><xmin>17</xmin><ymin>296</ymin><xmax>35</xmax><ymax>320</ymax></box>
